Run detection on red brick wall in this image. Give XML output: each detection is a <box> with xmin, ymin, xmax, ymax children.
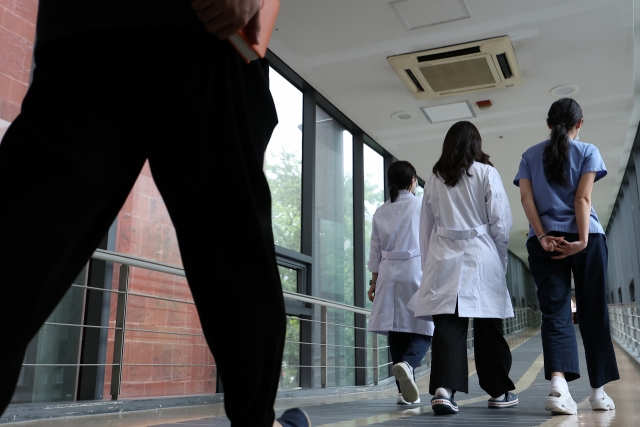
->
<box><xmin>102</xmin><ymin>164</ymin><xmax>217</xmax><ymax>398</ymax></box>
<box><xmin>0</xmin><ymin>0</ymin><xmax>36</xmax><ymax>127</ymax></box>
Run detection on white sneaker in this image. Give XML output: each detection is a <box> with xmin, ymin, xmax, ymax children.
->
<box><xmin>590</xmin><ymin>392</ymin><xmax>615</xmax><ymax>411</ymax></box>
<box><xmin>397</xmin><ymin>393</ymin><xmax>421</xmax><ymax>405</ymax></box>
<box><xmin>392</xmin><ymin>362</ymin><xmax>420</xmax><ymax>403</ymax></box>
<box><xmin>545</xmin><ymin>388</ymin><xmax>577</xmax><ymax>415</ymax></box>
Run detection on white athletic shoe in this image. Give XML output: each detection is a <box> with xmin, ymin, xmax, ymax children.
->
<box><xmin>590</xmin><ymin>392</ymin><xmax>615</xmax><ymax>411</ymax></box>
<box><xmin>392</xmin><ymin>362</ymin><xmax>420</xmax><ymax>403</ymax></box>
<box><xmin>397</xmin><ymin>393</ymin><xmax>421</xmax><ymax>405</ymax></box>
<box><xmin>545</xmin><ymin>388</ymin><xmax>578</xmax><ymax>415</ymax></box>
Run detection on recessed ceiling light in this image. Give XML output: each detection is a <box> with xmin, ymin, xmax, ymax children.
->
<box><xmin>390</xmin><ymin>0</ymin><xmax>471</xmax><ymax>31</ymax></box>
<box><xmin>391</xmin><ymin>111</ymin><xmax>418</xmax><ymax>122</ymax></box>
<box><xmin>550</xmin><ymin>85</ymin><xmax>579</xmax><ymax>97</ymax></box>
<box><xmin>420</xmin><ymin>101</ymin><xmax>476</xmax><ymax>123</ymax></box>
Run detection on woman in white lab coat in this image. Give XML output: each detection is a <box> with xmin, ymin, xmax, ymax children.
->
<box><xmin>407</xmin><ymin>121</ymin><xmax>518</xmax><ymax>415</ymax></box>
<box><xmin>367</xmin><ymin>160</ymin><xmax>435</xmax><ymax>406</ymax></box>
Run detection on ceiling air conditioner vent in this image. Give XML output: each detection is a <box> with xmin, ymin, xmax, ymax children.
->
<box><xmin>388</xmin><ymin>36</ymin><xmax>522</xmax><ymax>100</ymax></box>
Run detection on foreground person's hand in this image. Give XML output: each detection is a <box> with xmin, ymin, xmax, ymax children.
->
<box><xmin>192</xmin><ymin>0</ymin><xmax>261</xmax><ymax>44</ymax></box>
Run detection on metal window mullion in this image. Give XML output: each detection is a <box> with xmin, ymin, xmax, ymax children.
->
<box><xmin>353</xmin><ymin>130</ymin><xmax>367</xmax><ymax>386</ymax></box>
<box><xmin>320</xmin><ymin>306</ymin><xmax>327</xmax><ymax>388</ymax></box>
<box><xmin>110</xmin><ymin>265</ymin><xmax>130</xmax><ymax>400</ymax></box>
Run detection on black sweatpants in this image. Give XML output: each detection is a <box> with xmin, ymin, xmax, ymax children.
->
<box><xmin>429</xmin><ymin>309</ymin><xmax>515</xmax><ymax>398</ymax></box>
<box><xmin>0</xmin><ymin>30</ymin><xmax>284</xmax><ymax>427</ymax></box>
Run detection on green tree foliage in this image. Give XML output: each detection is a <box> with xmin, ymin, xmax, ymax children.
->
<box><xmin>264</xmin><ymin>149</ymin><xmax>302</xmax><ymax>253</ymax></box>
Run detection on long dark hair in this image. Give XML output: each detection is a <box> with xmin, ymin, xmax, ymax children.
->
<box><xmin>545</xmin><ymin>98</ymin><xmax>583</xmax><ymax>186</ymax></box>
<box><xmin>432</xmin><ymin>121</ymin><xmax>492</xmax><ymax>187</ymax></box>
<box><xmin>388</xmin><ymin>160</ymin><xmax>416</xmax><ymax>202</ymax></box>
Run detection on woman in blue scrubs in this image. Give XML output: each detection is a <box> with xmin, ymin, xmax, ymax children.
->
<box><xmin>514</xmin><ymin>98</ymin><xmax>619</xmax><ymax>416</ymax></box>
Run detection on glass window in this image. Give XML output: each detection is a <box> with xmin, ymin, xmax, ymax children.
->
<box><xmin>278</xmin><ymin>266</ymin><xmax>301</xmax><ymax>389</ymax></box>
<box><xmin>12</xmin><ymin>269</ymin><xmax>87</xmax><ymax>403</ymax></box>
<box><xmin>281</xmin><ymin>317</ymin><xmax>301</xmax><ymax>389</ymax></box>
<box><xmin>313</xmin><ymin>107</ymin><xmax>354</xmax><ymax>305</ymax></box>
<box><xmin>313</xmin><ymin>106</ymin><xmax>355</xmax><ymax>386</ymax></box>
<box><xmin>264</xmin><ymin>69</ymin><xmax>303</xmax><ymax>252</ymax></box>
<box><xmin>103</xmin><ymin>268</ymin><xmax>215</xmax><ymax>399</ymax></box>
<box><xmin>414</xmin><ymin>182</ymin><xmax>424</xmax><ymax>198</ymax></box>
<box><xmin>362</xmin><ymin>146</ymin><xmax>386</xmax><ymax>384</ymax></box>
<box><xmin>278</xmin><ymin>265</ymin><xmax>298</xmax><ymax>293</ymax></box>
<box><xmin>363</xmin><ymin>145</ymin><xmax>385</xmax><ymax>310</ymax></box>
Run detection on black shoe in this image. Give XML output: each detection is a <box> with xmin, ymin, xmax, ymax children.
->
<box><xmin>431</xmin><ymin>395</ymin><xmax>459</xmax><ymax>414</ymax></box>
<box><xmin>488</xmin><ymin>391</ymin><xmax>519</xmax><ymax>408</ymax></box>
<box><xmin>277</xmin><ymin>408</ymin><xmax>311</xmax><ymax>427</ymax></box>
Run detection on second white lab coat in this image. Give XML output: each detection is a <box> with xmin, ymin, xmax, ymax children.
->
<box><xmin>367</xmin><ymin>191</ymin><xmax>435</xmax><ymax>336</ymax></box>
<box><xmin>407</xmin><ymin>162</ymin><xmax>514</xmax><ymax>319</ymax></box>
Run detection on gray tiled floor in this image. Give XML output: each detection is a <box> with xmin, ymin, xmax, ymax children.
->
<box><xmin>152</xmin><ymin>328</ymin><xmax>595</xmax><ymax>427</ymax></box>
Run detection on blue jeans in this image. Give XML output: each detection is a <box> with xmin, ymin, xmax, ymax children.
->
<box><xmin>388</xmin><ymin>331</ymin><xmax>432</xmax><ymax>392</ymax></box>
<box><xmin>527</xmin><ymin>233</ymin><xmax>619</xmax><ymax>387</ymax></box>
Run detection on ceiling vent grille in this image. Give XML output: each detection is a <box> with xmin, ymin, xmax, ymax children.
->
<box><xmin>388</xmin><ymin>36</ymin><xmax>523</xmax><ymax>100</ymax></box>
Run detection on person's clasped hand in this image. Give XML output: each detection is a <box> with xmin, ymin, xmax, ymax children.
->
<box><xmin>192</xmin><ymin>0</ymin><xmax>262</xmax><ymax>44</ymax></box>
<box><xmin>540</xmin><ymin>235</ymin><xmax>563</xmax><ymax>252</ymax></box>
<box><xmin>551</xmin><ymin>238</ymin><xmax>588</xmax><ymax>260</ymax></box>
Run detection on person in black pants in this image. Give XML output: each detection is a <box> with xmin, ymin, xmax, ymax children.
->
<box><xmin>408</xmin><ymin>121</ymin><xmax>519</xmax><ymax>415</ymax></box>
<box><xmin>514</xmin><ymin>98</ymin><xmax>618</xmax><ymax>415</ymax></box>
<box><xmin>0</xmin><ymin>1</ymin><xmax>308</xmax><ymax>426</ymax></box>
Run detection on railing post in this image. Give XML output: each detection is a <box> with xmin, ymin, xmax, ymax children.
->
<box><xmin>320</xmin><ymin>305</ymin><xmax>327</xmax><ymax>388</ymax></box>
<box><xmin>630</xmin><ymin>307</ymin><xmax>636</xmax><ymax>355</ymax></box>
<box><xmin>110</xmin><ymin>265</ymin><xmax>130</xmax><ymax>400</ymax></box>
<box><xmin>372</xmin><ymin>333</ymin><xmax>379</xmax><ymax>385</ymax></box>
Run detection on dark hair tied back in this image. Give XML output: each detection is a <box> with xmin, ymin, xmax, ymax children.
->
<box><xmin>432</xmin><ymin>121</ymin><xmax>492</xmax><ymax>187</ymax></box>
<box><xmin>544</xmin><ymin>98</ymin><xmax>582</xmax><ymax>186</ymax></box>
<box><xmin>387</xmin><ymin>161</ymin><xmax>416</xmax><ymax>202</ymax></box>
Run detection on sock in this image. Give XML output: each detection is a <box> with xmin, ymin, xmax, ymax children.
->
<box><xmin>550</xmin><ymin>376</ymin><xmax>568</xmax><ymax>393</ymax></box>
<box><xmin>590</xmin><ymin>386</ymin><xmax>604</xmax><ymax>400</ymax></box>
<box><xmin>490</xmin><ymin>393</ymin><xmax>505</xmax><ymax>401</ymax></box>
<box><xmin>435</xmin><ymin>387</ymin><xmax>452</xmax><ymax>398</ymax></box>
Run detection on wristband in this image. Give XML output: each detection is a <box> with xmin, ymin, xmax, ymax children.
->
<box><xmin>538</xmin><ymin>233</ymin><xmax>549</xmax><ymax>241</ymax></box>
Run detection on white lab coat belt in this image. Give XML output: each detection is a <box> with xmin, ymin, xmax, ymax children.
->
<box><xmin>436</xmin><ymin>224</ymin><xmax>490</xmax><ymax>240</ymax></box>
<box><xmin>381</xmin><ymin>248</ymin><xmax>420</xmax><ymax>260</ymax></box>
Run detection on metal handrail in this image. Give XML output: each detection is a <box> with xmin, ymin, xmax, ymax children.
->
<box><xmin>25</xmin><ymin>250</ymin><xmax>542</xmax><ymax>399</ymax></box>
<box><xmin>91</xmin><ymin>249</ymin><xmax>370</xmax><ymax>315</ymax></box>
<box><xmin>608</xmin><ymin>303</ymin><xmax>640</xmax><ymax>357</ymax></box>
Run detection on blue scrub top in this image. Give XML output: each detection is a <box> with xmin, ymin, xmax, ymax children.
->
<box><xmin>513</xmin><ymin>139</ymin><xmax>607</xmax><ymax>239</ymax></box>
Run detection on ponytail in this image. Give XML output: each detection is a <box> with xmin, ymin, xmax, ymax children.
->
<box><xmin>390</xmin><ymin>184</ymin><xmax>399</xmax><ymax>203</ymax></box>
<box><xmin>543</xmin><ymin>123</ymin><xmax>569</xmax><ymax>186</ymax></box>
<box><xmin>544</xmin><ymin>98</ymin><xmax>583</xmax><ymax>186</ymax></box>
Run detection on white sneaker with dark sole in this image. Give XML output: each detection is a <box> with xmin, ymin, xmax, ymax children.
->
<box><xmin>392</xmin><ymin>362</ymin><xmax>419</xmax><ymax>403</ymax></box>
<box><xmin>590</xmin><ymin>392</ymin><xmax>615</xmax><ymax>411</ymax></box>
<box><xmin>397</xmin><ymin>393</ymin><xmax>421</xmax><ymax>405</ymax></box>
<box><xmin>544</xmin><ymin>388</ymin><xmax>577</xmax><ymax>415</ymax></box>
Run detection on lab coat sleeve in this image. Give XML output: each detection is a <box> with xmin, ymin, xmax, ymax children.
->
<box><xmin>485</xmin><ymin>167</ymin><xmax>513</xmax><ymax>273</ymax></box>
<box><xmin>420</xmin><ymin>194</ymin><xmax>436</xmax><ymax>272</ymax></box>
<box><xmin>367</xmin><ymin>215</ymin><xmax>382</xmax><ymax>273</ymax></box>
